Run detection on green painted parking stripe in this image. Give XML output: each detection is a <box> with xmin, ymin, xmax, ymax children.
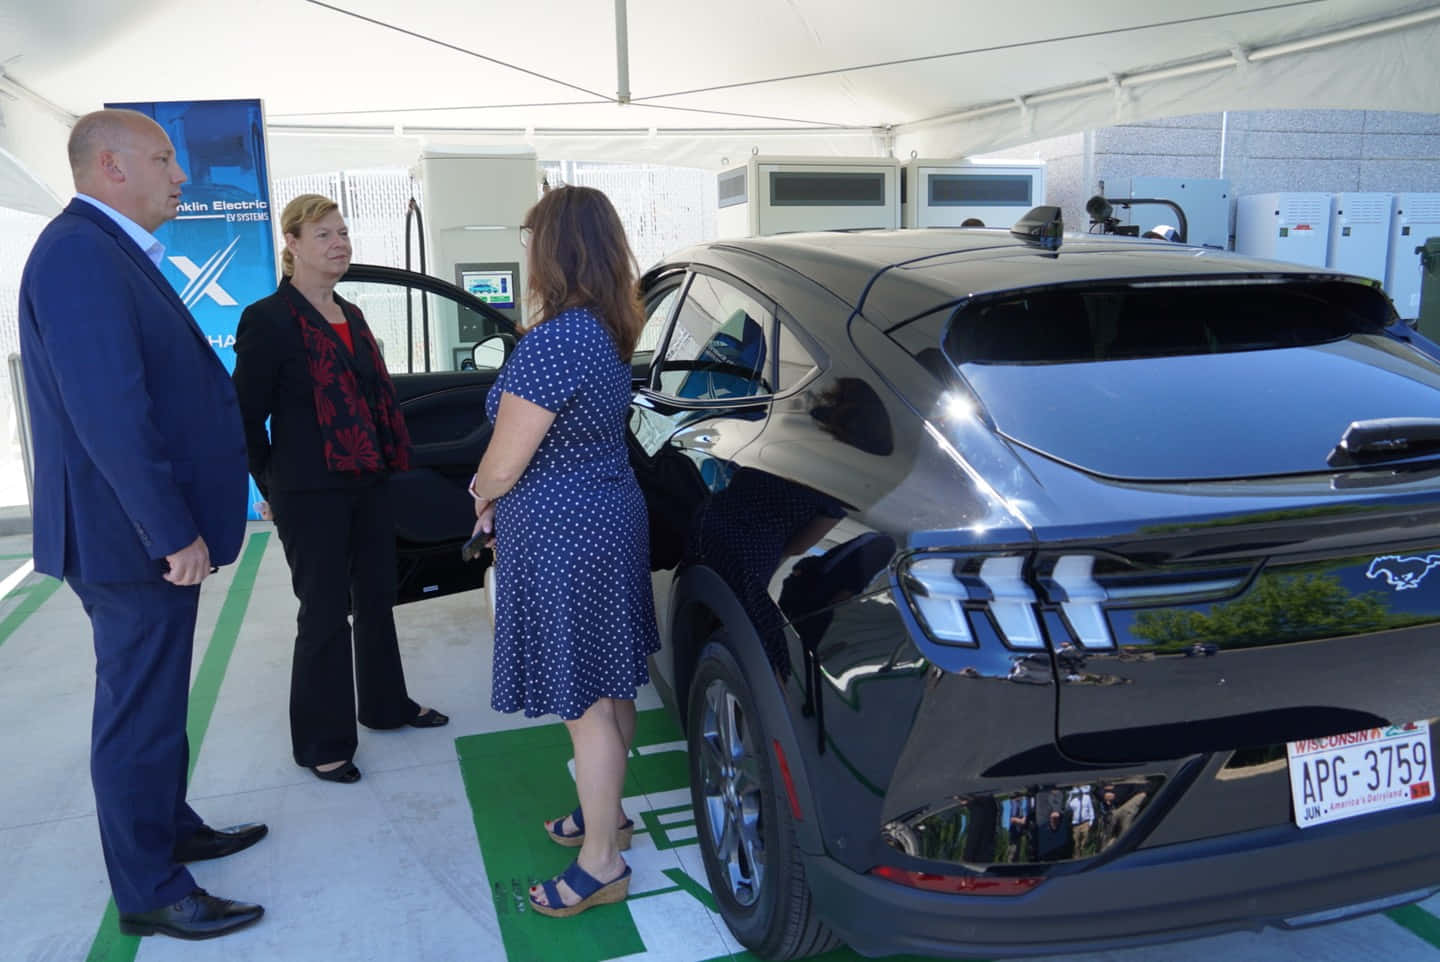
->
<box><xmin>663</xmin><ymin>867</ymin><xmax>716</xmax><ymax>912</ymax></box>
<box><xmin>457</xmin><ymin>719</ymin><xmax>651</xmax><ymax>962</ymax></box>
<box><xmin>1388</xmin><ymin>904</ymin><xmax>1440</xmax><ymax>950</ymax></box>
<box><xmin>458</xmin><ymin>708</ymin><xmax>983</xmax><ymax>962</ymax></box>
<box><xmin>183</xmin><ymin>533</ymin><xmax>270</xmax><ymax>779</ymax></box>
<box><xmin>0</xmin><ymin>575</ymin><xmax>60</xmax><ymax>651</ymax></box>
<box><xmin>84</xmin><ymin>531</ymin><xmax>271</xmax><ymax>962</ymax></box>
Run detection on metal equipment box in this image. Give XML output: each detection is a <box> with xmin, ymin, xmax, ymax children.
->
<box><xmin>1117</xmin><ymin>176</ymin><xmax>1231</xmax><ymax>250</ymax></box>
<box><xmin>1235</xmin><ymin>192</ymin><xmax>1331</xmax><ymax>267</ymax></box>
<box><xmin>716</xmin><ymin>156</ymin><xmax>900</xmax><ymax>238</ymax></box>
<box><xmin>1327</xmin><ymin>192</ymin><xmax>1393</xmax><ymax>283</ymax></box>
<box><xmin>900</xmin><ymin>159</ymin><xmax>1045</xmax><ymax>230</ymax></box>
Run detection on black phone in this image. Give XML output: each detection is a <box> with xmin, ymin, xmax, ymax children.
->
<box><xmin>461</xmin><ymin>529</ymin><xmax>493</xmax><ymax>562</ymax></box>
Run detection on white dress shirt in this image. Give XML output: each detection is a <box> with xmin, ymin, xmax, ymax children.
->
<box><xmin>75</xmin><ymin>194</ymin><xmax>166</xmax><ymax>270</ymax></box>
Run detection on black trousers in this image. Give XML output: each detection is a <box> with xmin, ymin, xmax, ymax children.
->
<box><xmin>269</xmin><ymin>480</ymin><xmax>418</xmax><ymax>766</ymax></box>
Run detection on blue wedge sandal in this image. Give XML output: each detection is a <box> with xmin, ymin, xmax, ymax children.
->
<box><xmin>530</xmin><ymin>859</ymin><xmax>632</xmax><ymax>918</ymax></box>
<box><xmin>545</xmin><ymin>805</ymin><xmax>635</xmax><ymax>850</ymax></box>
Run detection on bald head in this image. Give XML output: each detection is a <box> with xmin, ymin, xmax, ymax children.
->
<box><xmin>67</xmin><ymin>109</ymin><xmax>187</xmax><ymax>232</ymax></box>
<box><xmin>69</xmin><ymin>109</ymin><xmax>158</xmax><ymax>184</ymax></box>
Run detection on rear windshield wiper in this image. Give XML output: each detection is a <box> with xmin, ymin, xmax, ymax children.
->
<box><xmin>1328</xmin><ymin>417</ymin><xmax>1440</xmax><ymax>467</ymax></box>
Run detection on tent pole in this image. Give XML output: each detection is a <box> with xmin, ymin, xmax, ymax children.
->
<box><xmin>614</xmin><ymin>0</ymin><xmax>631</xmax><ymax>104</ymax></box>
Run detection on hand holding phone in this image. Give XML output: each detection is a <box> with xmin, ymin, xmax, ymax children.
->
<box><xmin>462</xmin><ymin>511</ymin><xmax>496</xmax><ymax>563</ymax></box>
<box><xmin>461</xmin><ymin>530</ymin><xmax>492</xmax><ymax>562</ymax></box>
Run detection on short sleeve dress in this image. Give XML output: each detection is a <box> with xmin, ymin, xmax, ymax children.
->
<box><xmin>485</xmin><ymin>307</ymin><xmax>661</xmax><ymax>719</ymax></box>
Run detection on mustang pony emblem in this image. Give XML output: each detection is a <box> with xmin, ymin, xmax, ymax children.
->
<box><xmin>1366</xmin><ymin>554</ymin><xmax>1440</xmax><ymax>591</ymax></box>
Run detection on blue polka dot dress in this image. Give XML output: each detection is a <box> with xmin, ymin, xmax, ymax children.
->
<box><xmin>485</xmin><ymin>307</ymin><xmax>661</xmax><ymax>720</ymax></box>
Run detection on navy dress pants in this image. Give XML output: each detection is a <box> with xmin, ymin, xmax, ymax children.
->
<box><xmin>68</xmin><ymin>578</ymin><xmax>204</xmax><ymax>914</ymax></box>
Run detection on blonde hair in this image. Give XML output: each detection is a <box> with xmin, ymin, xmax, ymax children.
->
<box><xmin>280</xmin><ymin>193</ymin><xmax>341</xmax><ymax>277</ymax></box>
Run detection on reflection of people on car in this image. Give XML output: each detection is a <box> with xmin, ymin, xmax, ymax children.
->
<box><xmin>692</xmin><ymin>469</ymin><xmax>846</xmax><ymax>680</ymax></box>
<box><xmin>778</xmin><ymin>530</ymin><xmax>897</xmax><ymax>741</ymax></box>
<box><xmin>962</xmin><ymin>795</ymin><xmax>1000</xmax><ymax>862</ymax></box>
<box><xmin>1006</xmin><ymin>794</ymin><xmax>1034</xmax><ymax>862</ymax></box>
<box><xmin>1034</xmin><ymin>788</ymin><xmax>1075</xmax><ymax>861</ymax></box>
<box><xmin>1068</xmin><ymin>785</ymin><xmax>1096</xmax><ymax>854</ymax></box>
<box><xmin>1096</xmin><ymin>782</ymin><xmax>1149</xmax><ymax>844</ymax></box>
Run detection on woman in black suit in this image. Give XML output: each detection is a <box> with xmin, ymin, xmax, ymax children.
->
<box><xmin>233</xmin><ymin>193</ymin><xmax>446</xmax><ymax>784</ymax></box>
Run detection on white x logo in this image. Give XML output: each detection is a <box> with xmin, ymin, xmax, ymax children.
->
<box><xmin>169</xmin><ymin>237</ymin><xmax>240</xmax><ymax>308</ymax></box>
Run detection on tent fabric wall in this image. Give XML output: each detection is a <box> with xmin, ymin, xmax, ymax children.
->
<box><xmin>2</xmin><ymin>1</ymin><xmax>1439</xmax><ymax>180</ymax></box>
<box><xmin>894</xmin><ymin>14</ymin><xmax>1440</xmax><ymax>162</ymax></box>
<box><xmin>0</xmin><ymin>87</ymin><xmax>69</xmax><ymax>215</ymax></box>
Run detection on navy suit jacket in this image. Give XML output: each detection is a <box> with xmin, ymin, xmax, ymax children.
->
<box><xmin>18</xmin><ymin>199</ymin><xmax>249</xmax><ymax>583</ymax></box>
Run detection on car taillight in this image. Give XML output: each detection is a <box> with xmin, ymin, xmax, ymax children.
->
<box><xmin>1046</xmin><ymin>554</ymin><xmax>1112</xmax><ymax>649</ymax></box>
<box><xmin>869</xmin><ymin>865</ymin><xmax>1045</xmax><ymax>896</ymax></box>
<box><xmin>902</xmin><ymin>550</ymin><xmax>1256</xmax><ymax>653</ymax></box>
<box><xmin>903</xmin><ymin>557</ymin><xmax>975</xmax><ymax>644</ymax></box>
<box><xmin>900</xmin><ymin>554</ymin><xmax>1042</xmax><ymax>649</ymax></box>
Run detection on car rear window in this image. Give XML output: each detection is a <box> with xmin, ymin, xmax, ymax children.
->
<box><xmin>943</xmin><ymin>279</ymin><xmax>1394</xmax><ymax>365</ymax></box>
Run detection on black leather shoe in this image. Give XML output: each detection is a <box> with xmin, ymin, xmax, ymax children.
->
<box><xmin>172</xmin><ymin>823</ymin><xmax>268</xmax><ymax>863</ymax></box>
<box><xmin>118</xmin><ymin>888</ymin><xmax>263</xmax><ymax>940</ymax></box>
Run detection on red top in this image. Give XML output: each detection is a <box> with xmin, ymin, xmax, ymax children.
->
<box><xmin>331</xmin><ymin>320</ymin><xmax>354</xmax><ymax>353</ymax></box>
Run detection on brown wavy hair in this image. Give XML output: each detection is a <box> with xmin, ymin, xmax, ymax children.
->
<box><xmin>521</xmin><ymin>186</ymin><xmax>644</xmax><ymax>360</ymax></box>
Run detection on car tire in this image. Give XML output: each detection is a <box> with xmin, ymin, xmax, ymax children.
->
<box><xmin>686</xmin><ymin>636</ymin><xmax>839</xmax><ymax>960</ymax></box>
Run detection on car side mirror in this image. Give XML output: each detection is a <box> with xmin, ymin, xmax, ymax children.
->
<box><xmin>471</xmin><ymin>333</ymin><xmax>515</xmax><ymax>371</ymax></box>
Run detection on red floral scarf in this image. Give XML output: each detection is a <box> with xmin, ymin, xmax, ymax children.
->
<box><xmin>284</xmin><ymin>284</ymin><xmax>412</xmax><ymax>475</ymax></box>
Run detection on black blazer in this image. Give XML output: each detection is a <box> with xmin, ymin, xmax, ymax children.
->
<box><xmin>232</xmin><ymin>278</ymin><xmax>393</xmax><ymax>498</ymax></box>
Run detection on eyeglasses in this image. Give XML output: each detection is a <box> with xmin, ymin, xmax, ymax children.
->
<box><xmin>519</xmin><ymin>227</ymin><xmax>532</xmax><ymax>248</ymax></box>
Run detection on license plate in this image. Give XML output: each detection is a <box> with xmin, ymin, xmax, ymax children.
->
<box><xmin>1287</xmin><ymin>722</ymin><xmax>1434</xmax><ymax>829</ymax></box>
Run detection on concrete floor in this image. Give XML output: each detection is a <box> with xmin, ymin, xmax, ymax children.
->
<box><xmin>2</xmin><ymin>523</ymin><xmax>1440</xmax><ymax>962</ymax></box>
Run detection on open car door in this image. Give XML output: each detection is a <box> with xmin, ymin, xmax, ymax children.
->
<box><xmin>336</xmin><ymin>264</ymin><xmax>513</xmax><ymax>603</ymax></box>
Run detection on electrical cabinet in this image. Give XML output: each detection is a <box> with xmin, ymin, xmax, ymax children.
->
<box><xmin>1385</xmin><ymin>193</ymin><xmax>1440</xmax><ymax>320</ymax></box>
<box><xmin>1234</xmin><ymin>192</ymin><xmax>1331</xmax><ymax>267</ymax></box>
<box><xmin>1116</xmin><ymin>176</ymin><xmax>1230</xmax><ymax>250</ymax></box>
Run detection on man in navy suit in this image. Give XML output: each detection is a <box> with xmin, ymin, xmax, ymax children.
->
<box><xmin>19</xmin><ymin>109</ymin><xmax>266</xmax><ymax>940</ymax></box>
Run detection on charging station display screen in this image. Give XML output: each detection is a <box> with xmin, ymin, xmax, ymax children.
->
<box><xmin>462</xmin><ymin>270</ymin><xmax>516</xmax><ymax>309</ymax></box>
<box><xmin>930</xmin><ymin>174</ymin><xmax>1033</xmax><ymax>207</ymax></box>
<box><xmin>770</xmin><ymin>171</ymin><xmax>886</xmax><ymax>206</ymax></box>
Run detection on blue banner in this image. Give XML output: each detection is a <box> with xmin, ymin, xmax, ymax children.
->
<box><xmin>105</xmin><ymin>98</ymin><xmax>277</xmax><ymax>519</ymax></box>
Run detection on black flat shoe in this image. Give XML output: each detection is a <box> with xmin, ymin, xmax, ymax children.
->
<box><xmin>309</xmin><ymin>761</ymin><xmax>361</xmax><ymax>783</ymax></box>
<box><xmin>118</xmin><ymin>888</ymin><xmax>263</xmax><ymax>940</ymax></box>
<box><xmin>408</xmin><ymin>708</ymin><xmax>449</xmax><ymax>728</ymax></box>
<box><xmin>173</xmin><ymin>823</ymin><xmax>268</xmax><ymax>862</ymax></box>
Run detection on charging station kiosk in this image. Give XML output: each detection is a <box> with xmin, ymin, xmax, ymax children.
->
<box><xmin>419</xmin><ymin>146</ymin><xmax>535</xmax><ymax>368</ymax></box>
<box><xmin>716</xmin><ymin>156</ymin><xmax>900</xmax><ymax>238</ymax></box>
<box><xmin>900</xmin><ymin>159</ymin><xmax>1046</xmax><ymax>230</ymax></box>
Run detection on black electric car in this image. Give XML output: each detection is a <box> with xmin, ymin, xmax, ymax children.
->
<box><xmin>372</xmin><ymin>212</ymin><xmax>1440</xmax><ymax>959</ymax></box>
<box><xmin>623</xmin><ymin>214</ymin><xmax>1440</xmax><ymax>959</ymax></box>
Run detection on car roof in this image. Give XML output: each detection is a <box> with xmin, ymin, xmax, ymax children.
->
<box><xmin>676</xmin><ymin>229</ymin><xmax>1363</xmax><ymax>330</ymax></box>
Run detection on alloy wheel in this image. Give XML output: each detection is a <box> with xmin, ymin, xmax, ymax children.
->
<box><xmin>697</xmin><ymin>678</ymin><xmax>767</xmax><ymax>907</ymax></box>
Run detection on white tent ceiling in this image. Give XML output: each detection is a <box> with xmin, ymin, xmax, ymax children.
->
<box><xmin>2</xmin><ymin>0</ymin><xmax>1440</xmax><ymax>195</ymax></box>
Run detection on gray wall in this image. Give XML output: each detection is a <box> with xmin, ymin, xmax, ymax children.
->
<box><xmin>993</xmin><ymin>110</ymin><xmax>1440</xmax><ymax>246</ymax></box>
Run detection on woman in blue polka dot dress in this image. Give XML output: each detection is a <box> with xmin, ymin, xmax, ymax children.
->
<box><xmin>467</xmin><ymin>186</ymin><xmax>659</xmax><ymax>918</ymax></box>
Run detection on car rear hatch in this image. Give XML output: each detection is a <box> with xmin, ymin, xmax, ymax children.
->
<box><xmin>945</xmin><ymin>277</ymin><xmax>1440</xmax><ymax>765</ymax></box>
